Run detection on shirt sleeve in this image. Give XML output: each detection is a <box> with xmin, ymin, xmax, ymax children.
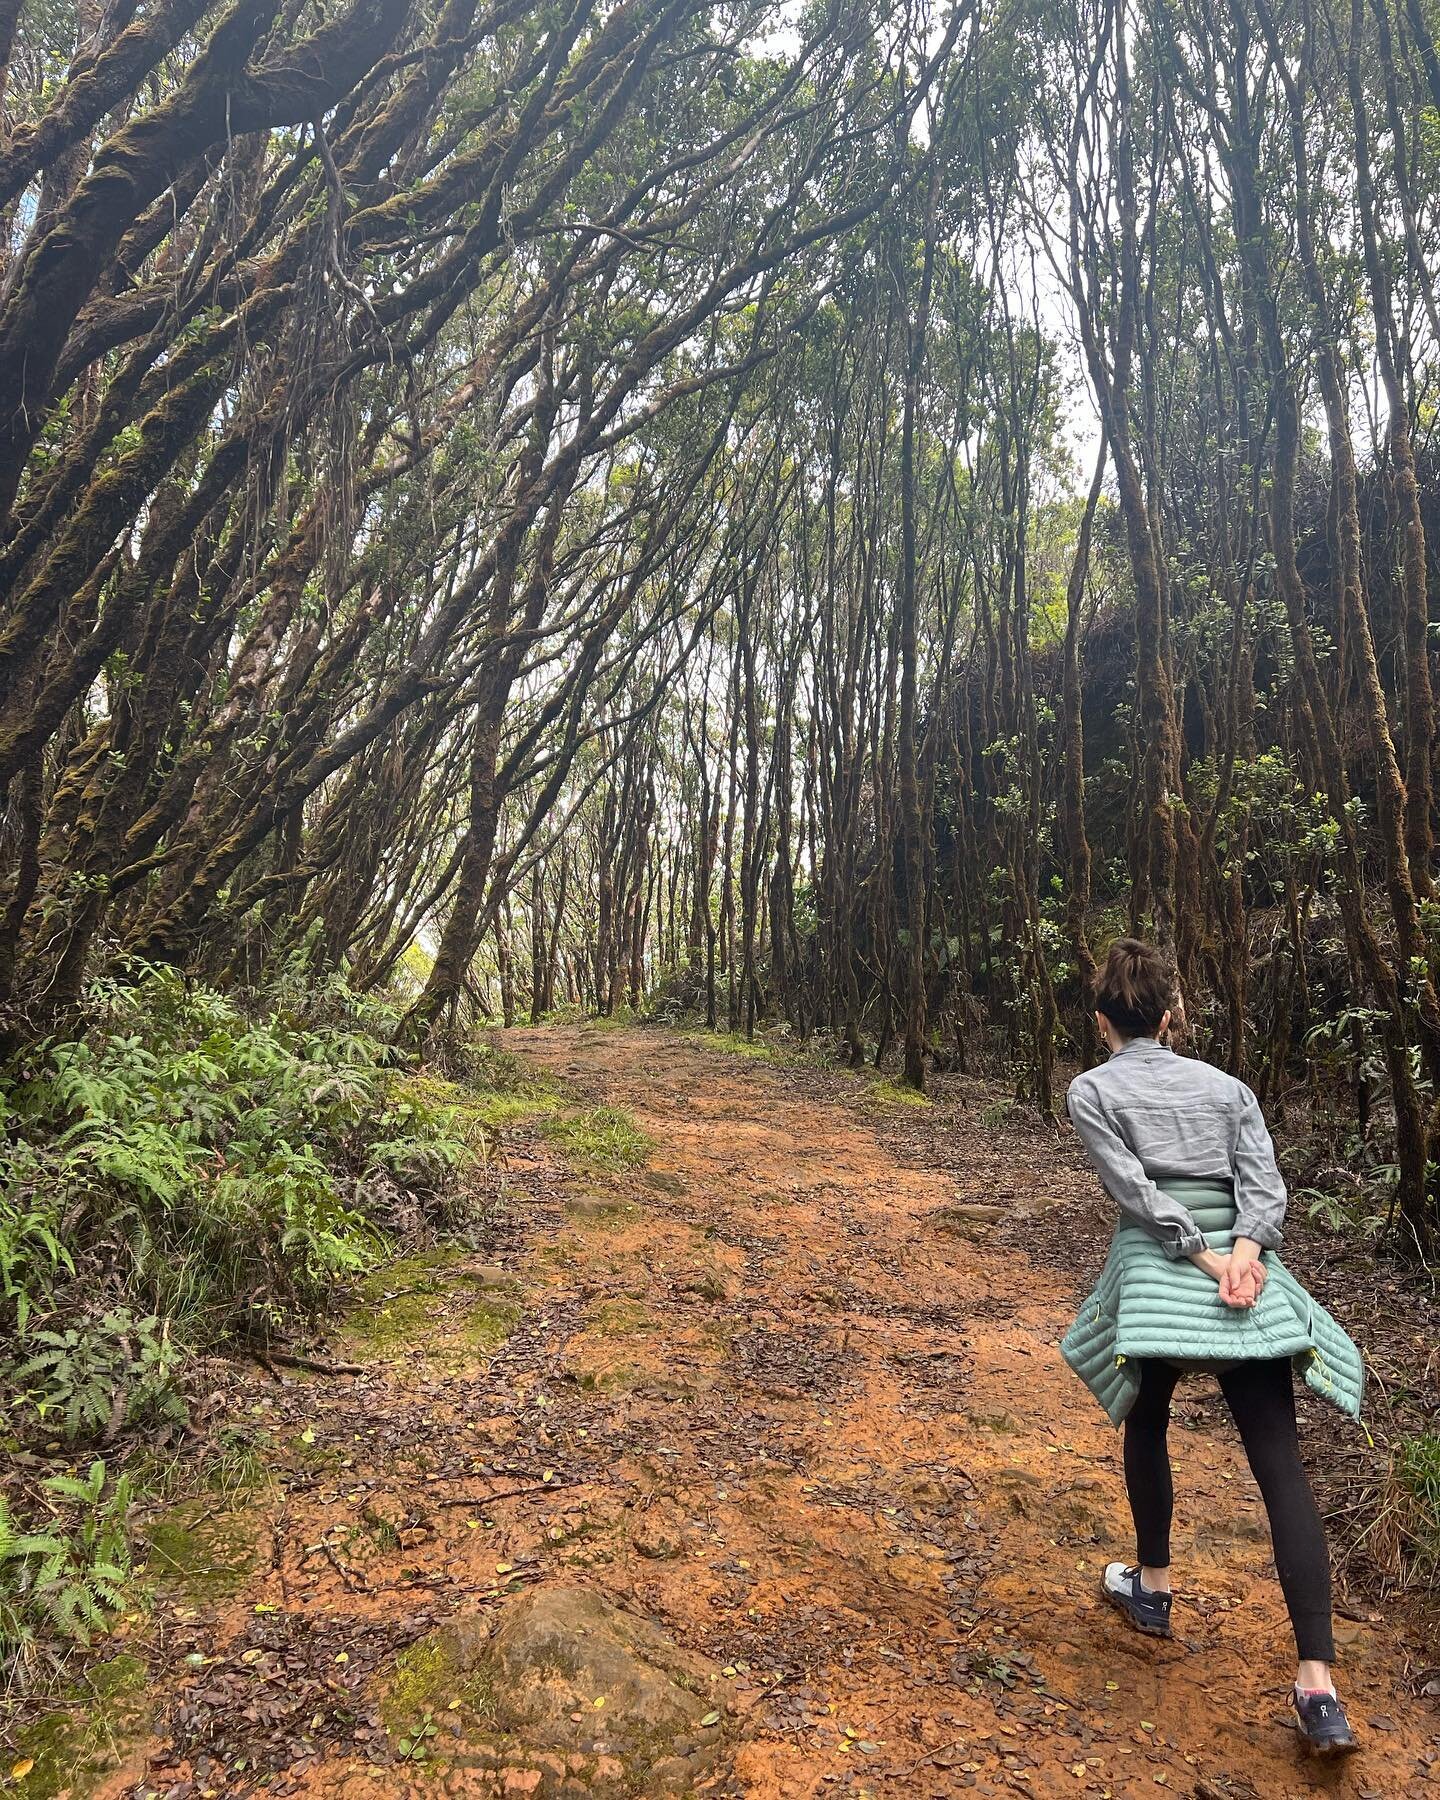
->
<box><xmin>1065</xmin><ymin>1078</ymin><xmax>1208</xmax><ymax>1260</ymax></box>
<box><xmin>1232</xmin><ymin>1085</ymin><xmax>1286</xmax><ymax>1249</ymax></box>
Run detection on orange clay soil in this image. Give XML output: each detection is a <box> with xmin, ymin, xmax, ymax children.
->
<box><xmin>88</xmin><ymin>1025</ymin><xmax>1438</xmax><ymax>1799</ymax></box>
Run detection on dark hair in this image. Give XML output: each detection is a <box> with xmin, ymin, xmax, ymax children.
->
<box><xmin>1093</xmin><ymin>937</ymin><xmax>1174</xmax><ymax>1038</ymax></box>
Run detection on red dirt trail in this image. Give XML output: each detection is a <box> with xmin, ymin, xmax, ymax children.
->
<box><xmin>91</xmin><ymin>1025</ymin><xmax>1440</xmax><ymax>1799</ymax></box>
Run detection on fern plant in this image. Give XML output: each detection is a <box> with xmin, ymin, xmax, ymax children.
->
<box><xmin>0</xmin><ymin>1183</ymin><xmax>73</xmax><ymax>1335</ymax></box>
<box><xmin>12</xmin><ymin>1311</ymin><xmax>186</xmax><ymax>1443</ymax></box>
<box><xmin>2</xmin><ymin>962</ymin><xmax>477</xmax><ymax>1458</ymax></box>
<box><xmin>0</xmin><ymin>1460</ymin><xmax>133</xmax><ymax>1665</ymax></box>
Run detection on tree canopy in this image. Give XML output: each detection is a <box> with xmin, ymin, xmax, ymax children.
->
<box><xmin>2</xmin><ymin>0</ymin><xmax>1440</xmax><ymax>1253</ymax></box>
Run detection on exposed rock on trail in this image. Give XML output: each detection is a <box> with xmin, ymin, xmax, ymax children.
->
<box><xmin>71</xmin><ymin>1024</ymin><xmax>1440</xmax><ymax>1799</ymax></box>
<box><xmin>395</xmin><ymin>1585</ymin><xmax>731</xmax><ymax>1795</ymax></box>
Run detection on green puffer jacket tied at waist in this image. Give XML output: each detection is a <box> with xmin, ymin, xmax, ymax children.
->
<box><xmin>1061</xmin><ymin>1179</ymin><xmax>1364</xmax><ymax>1427</ymax></box>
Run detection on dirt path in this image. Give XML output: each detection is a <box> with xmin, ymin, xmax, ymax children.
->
<box><xmin>58</xmin><ymin>1025</ymin><xmax>1439</xmax><ymax>1799</ymax></box>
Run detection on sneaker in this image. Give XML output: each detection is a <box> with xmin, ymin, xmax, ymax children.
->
<box><xmin>1101</xmin><ymin>1563</ymin><xmax>1173</xmax><ymax>1638</ymax></box>
<box><xmin>1292</xmin><ymin>1687</ymin><xmax>1357</xmax><ymax>1758</ymax></box>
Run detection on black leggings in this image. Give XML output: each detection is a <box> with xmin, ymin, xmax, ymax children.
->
<box><xmin>1124</xmin><ymin>1357</ymin><xmax>1335</xmax><ymax>1662</ymax></box>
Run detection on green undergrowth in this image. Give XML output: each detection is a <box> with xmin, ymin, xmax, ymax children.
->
<box><xmin>684</xmin><ymin>1028</ymin><xmax>779</xmax><ymax>1062</ymax></box>
<box><xmin>0</xmin><ymin>963</ymin><xmax>478</xmax><ymax>1353</ymax></box>
<box><xmin>541</xmin><ymin>1104</ymin><xmax>650</xmax><ymax>1173</ymax></box>
<box><xmin>0</xmin><ymin>961</ymin><xmax>489</xmax><ymax>1687</ymax></box>
<box><xmin>1390</xmin><ymin>1431</ymin><xmax>1440</xmax><ymax>1585</ymax></box>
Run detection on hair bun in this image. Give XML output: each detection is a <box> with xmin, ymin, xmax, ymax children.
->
<box><xmin>1093</xmin><ymin>937</ymin><xmax>1173</xmax><ymax>1038</ymax></box>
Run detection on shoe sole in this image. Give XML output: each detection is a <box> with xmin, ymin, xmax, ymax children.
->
<box><xmin>1101</xmin><ymin>1579</ymin><xmax>1172</xmax><ymax>1639</ymax></box>
<box><xmin>1299</xmin><ymin>1734</ymin><xmax>1358</xmax><ymax>1760</ymax></box>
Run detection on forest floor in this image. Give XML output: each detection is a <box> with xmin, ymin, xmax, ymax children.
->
<box><xmin>19</xmin><ymin>1023</ymin><xmax>1440</xmax><ymax>1800</ymax></box>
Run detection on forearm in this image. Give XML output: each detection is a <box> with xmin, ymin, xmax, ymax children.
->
<box><xmin>1233</xmin><ymin>1095</ymin><xmax>1287</xmax><ymax>1248</ymax></box>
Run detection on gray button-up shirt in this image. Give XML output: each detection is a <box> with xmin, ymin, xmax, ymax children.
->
<box><xmin>1064</xmin><ymin>1037</ymin><xmax>1287</xmax><ymax>1259</ymax></box>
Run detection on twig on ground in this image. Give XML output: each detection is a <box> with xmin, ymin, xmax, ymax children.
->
<box><xmin>267</xmin><ymin>1351</ymin><xmax>365</xmax><ymax>1376</ymax></box>
<box><xmin>436</xmin><ymin>1478</ymin><xmax>577</xmax><ymax>1508</ymax></box>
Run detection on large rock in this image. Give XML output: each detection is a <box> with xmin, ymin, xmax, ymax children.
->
<box><xmin>487</xmin><ymin>1586</ymin><xmax>728</xmax><ymax>1745</ymax></box>
<box><xmin>402</xmin><ymin>1585</ymin><xmax>732</xmax><ymax>1796</ymax></box>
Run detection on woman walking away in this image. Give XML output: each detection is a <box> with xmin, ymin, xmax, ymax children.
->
<box><xmin>1061</xmin><ymin>939</ymin><xmax>1364</xmax><ymax>1760</ymax></box>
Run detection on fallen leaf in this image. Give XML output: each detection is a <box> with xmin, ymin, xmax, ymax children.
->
<box><xmin>11</xmin><ymin>1760</ymin><xmax>35</xmax><ymax>1781</ymax></box>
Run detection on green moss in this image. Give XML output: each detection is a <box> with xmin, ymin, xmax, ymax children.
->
<box><xmin>563</xmin><ymin>1193</ymin><xmax>635</xmax><ymax>1227</ymax></box>
<box><xmin>968</xmin><ymin>1409</ymin><xmax>1019</xmax><ymax>1434</ymax></box>
<box><xmin>542</xmin><ymin>1105</ymin><xmax>650</xmax><ymax>1173</ymax></box>
<box><xmin>873</xmin><ymin>1079</ymin><xmax>930</xmax><ymax>1108</ymax></box>
<box><xmin>347</xmin><ymin>1286</ymin><xmax>443</xmax><ymax>1352</ymax></box>
<box><xmin>568</xmin><ymin>1363</ymin><xmax>642</xmax><ymax>1394</ymax></box>
<box><xmin>355</xmin><ymin>1244</ymin><xmax>466</xmax><ymax>1301</ymax></box>
<box><xmin>402</xmin><ymin>1069</ymin><xmax>559</xmax><ymax>1141</ymax></box>
<box><xmin>582</xmin><ymin>1007</ymin><xmax>641</xmax><ymax>1031</ymax></box>
<box><xmin>457</xmin><ymin>1298</ymin><xmax>520</xmax><ymax>1351</ymax></box>
<box><xmin>9</xmin><ymin>1655</ymin><xmax>152</xmax><ymax>1799</ymax></box>
<box><xmin>88</xmin><ymin>1650</ymin><xmax>147</xmax><ymax>1700</ymax></box>
<box><xmin>382</xmin><ymin>1633</ymin><xmax>496</xmax><ymax>1738</ymax></box>
<box><xmin>346</xmin><ymin>1247</ymin><xmax>464</xmax><ymax>1351</ymax></box>
<box><xmin>466</xmin><ymin>1090</ymin><xmax>560</xmax><ymax>1131</ymax></box>
<box><xmin>10</xmin><ymin>1710</ymin><xmax>83</xmax><ymax>1800</ymax></box>
<box><xmin>676</xmin><ymin>1264</ymin><xmax>729</xmax><ymax>1301</ymax></box>
<box><xmin>588</xmin><ymin>1299</ymin><xmax>658</xmax><ymax>1336</ymax></box>
<box><xmin>143</xmin><ymin>1505</ymin><xmax>255</xmax><ymax>1597</ymax></box>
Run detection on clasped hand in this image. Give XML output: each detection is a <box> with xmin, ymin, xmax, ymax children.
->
<box><xmin>1190</xmin><ymin>1236</ymin><xmax>1268</xmax><ymax>1309</ymax></box>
